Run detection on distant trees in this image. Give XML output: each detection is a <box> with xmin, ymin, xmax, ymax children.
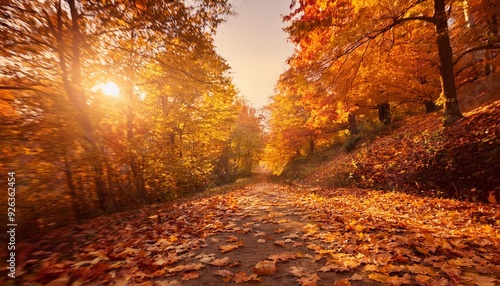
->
<box><xmin>0</xmin><ymin>0</ymin><xmax>263</xmax><ymax>237</ymax></box>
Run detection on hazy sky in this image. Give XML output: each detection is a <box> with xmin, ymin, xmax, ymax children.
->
<box><xmin>214</xmin><ymin>0</ymin><xmax>294</xmax><ymax>109</ymax></box>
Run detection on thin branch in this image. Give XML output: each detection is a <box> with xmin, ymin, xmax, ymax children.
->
<box><xmin>453</xmin><ymin>43</ymin><xmax>500</xmax><ymax>65</ymax></box>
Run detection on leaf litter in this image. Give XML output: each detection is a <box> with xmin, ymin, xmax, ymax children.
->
<box><xmin>9</xmin><ymin>177</ymin><xmax>500</xmax><ymax>285</ymax></box>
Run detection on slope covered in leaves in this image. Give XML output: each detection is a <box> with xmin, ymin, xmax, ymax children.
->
<box><xmin>290</xmin><ymin>100</ymin><xmax>500</xmax><ymax>203</ymax></box>
<box><xmin>3</xmin><ymin>175</ymin><xmax>499</xmax><ymax>285</ymax></box>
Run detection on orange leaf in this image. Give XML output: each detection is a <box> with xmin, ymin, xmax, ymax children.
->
<box><xmin>211</xmin><ymin>257</ymin><xmax>231</xmax><ymax>267</ymax></box>
<box><xmin>297</xmin><ymin>273</ymin><xmax>320</xmax><ymax>286</ymax></box>
<box><xmin>334</xmin><ymin>278</ymin><xmax>352</xmax><ymax>286</ymax></box>
<box><xmin>214</xmin><ymin>269</ymin><xmax>233</xmax><ymax>278</ymax></box>
<box><xmin>274</xmin><ymin>240</ymin><xmax>285</xmax><ymax>246</ymax></box>
<box><xmin>219</xmin><ymin>241</ymin><xmax>244</xmax><ymax>253</ymax></box>
<box><xmin>269</xmin><ymin>252</ymin><xmax>297</xmax><ymax>262</ymax></box>
<box><xmin>253</xmin><ymin>260</ymin><xmax>277</xmax><ymax>275</ymax></box>
<box><xmin>289</xmin><ymin>266</ymin><xmax>309</xmax><ymax>277</ymax></box>
<box><xmin>181</xmin><ymin>271</ymin><xmax>200</xmax><ymax>281</ymax></box>
<box><xmin>234</xmin><ymin>272</ymin><xmax>262</xmax><ymax>283</ymax></box>
<box><xmin>368</xmin><ymin>273</ymin><xmax>411</xmax><ymax>285</ymax></box>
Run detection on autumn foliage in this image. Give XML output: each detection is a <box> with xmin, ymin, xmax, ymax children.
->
<box><xmin>281</xmin><ymin>100</ymin><xmax>500</xmax><ymax>203</ymax></box>
<box><xmin>0</xmin><ymin>0</ymin><xmax>263</xmax><ymax>238</ymax></box>
<box><xmin>265</xmin><ymin>0</ymin><xmax>500</xmax><ymax>193</ymax></box>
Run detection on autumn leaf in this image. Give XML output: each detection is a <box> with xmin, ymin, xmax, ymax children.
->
<box><xmin>269</xmin><ymin>252</ymin><xmax>297</xmax><ymax>262</ymax></box>
<box><xmin>254</xmin><ymin>231</ymin><xmax>266</xmax><ymax>237</ymax></box>
<box><xmin>253</xmin><ymin>260</ymin><xmax>278</xmax><ymax>275</ymax></box>
<box><xmin>289</xmin><ymin>266</ymin><xmax>309</xmax><ymax>277</ymax></box>
<box><xmin>349</xmin><ymin>273</ymin><xmax>364</xmax><ymax>281</ymax></box>
<box><xmin>196</xmin><ymin>253</ymin><xmax>216</xmax><ymax>264</ymax></box>
<box><xmin>214</xmin><ymin>269</ymin><xmax>233</xmax><ymax>278</ymax></box>
<box><xmin>318</xmin><ymin>263</ymin><xmax>349</xmax><ymax>272</ymax></box>
<box><xmin>414</xmin><ymin>274</ymin><xmax>442</xmax><ymax>285</ymax></box>
<box><xmin>181</xmin><ymin>271</ymin><xmax>200</xmax><ymax>281</ymax></box>
<box><xmin>274</xmin><ymin>240</ymin><xmax>285</xmax><ymax>246</ymax></box>
<box><xmin>406</xmin><ymin>264</ymin><xmax>437</xmax><ymax>276</ymax></box>
<box><xmin>233</xmin><ymin>272</ymin><xmax>262</xmax><ymax>283</ymax></box>
<box><xmin>210</xmin><ymin>257</ymin><xmax>231</xmax><ymax>267</ymax></box>
<box><xmin>219</xmin><ymin>241</ymin><xmax>244</xmax><ymax>253</ymax></box>
<box><xmin>368</xmin><ymin>273</ymin><xmax>411</xmax><ymax>285</ymax></box>
<box><xmin>297</xmin><ymin>273</ymin><xmax>320</xmax><ymax>286</ymax></box>
<box><xmin>333</xmin><ymin>278</ymin><xmax>352</xmax><ymax>286</ymax></box>
<box><xmin>168</xmin><ymin>263</ymin><xmax>204</xmax><ymax>273</ymax></box>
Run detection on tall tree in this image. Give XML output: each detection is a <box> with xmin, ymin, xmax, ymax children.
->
<box><xmin>284</xmin><ymin>0</ymin><xmax>499</xmax><ymax>124</ymax></box>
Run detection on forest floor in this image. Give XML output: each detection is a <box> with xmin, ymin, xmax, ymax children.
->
<box><xmin>7</xmin><ymin>170</ymin><xmax>500</xmax><ymax>286</ymax></box>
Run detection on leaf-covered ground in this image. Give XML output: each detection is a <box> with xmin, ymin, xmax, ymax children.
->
<box><xmin>289</xmin><ymin>100</ymin><xmax>500</xmax><ymax>203</ymax></box>
<box><xmin>5</xmin><ymin>174</ymin><xmax>500</xmax><ymax>286</ymax></box>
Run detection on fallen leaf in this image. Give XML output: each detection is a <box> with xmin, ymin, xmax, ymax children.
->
<box><xmin>196</xmin><ymin>253</ymin><xmax>216</xmax><ymax>264</ymax></box>
<box><xmin>181</xmin><ymin>271</ymin><xmax>200</xmax><ymax>281</ymax></box>
<box><xmin>214</xmin><ymin>269</ymin><xmax>233</xmax><ymax>278</ymax></box>
<box><xmin>269</xmin><ymin>252</ymin><xmax>297</xmax><ymax>262</ymax></box>
<box><xmin>227</xmin><ymin>235</ymin><xmax>239</xmax><ymax>242</ymax></box>
<box><xmin>219</xmin><ymin>241</ymin><xmax>244</xmax><ymax>253</ymax></box>
<box><xmin>211</xmin><ymin>257</ymin><xmax>231</xmax><ymax>267</ymax></box>
<box><xmin>234</xmin><ymin>272</ymin><xmax>262</xmax><ymax>283</ymax></box>
<box><xmin>274</xmin><ymin>240</ymin><xmax>285</xmax><ymax>246</ymax></box>
<box><xmin>334</xmin><ymin>278</ymin><xmax>352</xmax><ymax>286</ymax></box>
<box><xmin>368</xmin><ymin>273</ymin><xmax>411</xmax><ymax>285</ymax></box>
<box><xmin>297</xmin><ymin>273</ymin><xmax>320</xmax><ymax>286</ymax></box>
<box><xmin>289</xmin><ymin>266</ymin><xmax>309</xmax><ymax>277</ymax></box>
<box><xmin>253</xmin><ymin>260</ymin><xmax>277</xmax><ymax>275</ymax></box>
<box><xmin>414</xmin><ymin>274</ymin><xmax>442</xmax><ymax>285</ymax></box>
<box><xmin>258</xmin><ymin>239</ymin><xmax>266</xmax><ymax>243</ymax></box>
<box><xmin>349</xmin><ymin>273</ymin><xmax>364</xmax><ymax>281</ymax></box>
<box><xmin>168</xmin><ymin>263</ymin><xmax>204</xmax><ymax>273</ymax></box>
<box><xmin>407</xmin><ymin>264</ymin><xmax>437</xmax><ymax>276</ymax></box>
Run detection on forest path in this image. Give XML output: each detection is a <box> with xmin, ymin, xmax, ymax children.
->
<box><xmin>154</xmin><ymin>178</ymin><xmax>366</xmax><ymax>286</ymax></box>
<box><xmin>14</xmin><ymin>173</ymin><xmax>500</xmax><ymax>286</ymax></box>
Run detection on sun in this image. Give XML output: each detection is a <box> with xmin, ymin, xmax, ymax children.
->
<box><xmin>98</xmin><ymin>82</ymin><xmax>120</xmax><ymax>98</ymax></box>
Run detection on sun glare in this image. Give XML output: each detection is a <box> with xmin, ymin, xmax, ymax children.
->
<box><xmin>99</xmin><ymin>82</ymin><xmax>120</xmax><ymax>98</ymax></box>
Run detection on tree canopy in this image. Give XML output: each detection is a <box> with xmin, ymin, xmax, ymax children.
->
<box><xmin>0</xmin><ymin>0</ymin><xmax>263</xmax><ymax>236</ymax></box>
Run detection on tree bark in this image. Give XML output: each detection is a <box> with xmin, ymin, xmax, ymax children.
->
<box><xmin>64</xmin><ymin>154</ymin><xmax>82</xmax><ymax>220</ymax></box>
<box><xmin>378</xmin><ymin>102</ymin><xmax>391</xmax><ymax>125</ymax></box>
<box><xmin>433</xmin><ymin>0</ymin><xmax>464</xmax><ymax>124</ymax></box>
<box><xmin>348</xmin><ymin>112</ymin><xmax>359</xmax><ymax>135</ymax></box>
<box><xmin>424</xmin><ymin>100</ymin><xmax>437</xmax><ymax>113</ymax></box>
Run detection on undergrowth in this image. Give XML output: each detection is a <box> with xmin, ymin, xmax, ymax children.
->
<box><xmin>278</xmin><ymin>100</ymin><xmax>500</xmax><ymax>203</ymax></box>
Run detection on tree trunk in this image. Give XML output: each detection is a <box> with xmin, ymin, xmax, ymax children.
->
<box><xmin>348</xmin><ymin>112</ymin><xmax>359</xmax><ymax>134</ymax></box>
<box><xmin>424</xmin><ymin>100</ymin><xmax>437</xmax><ymax>113</ymax></box>
<box><xmin>63</xmin><ymin>155</ymin><xmax>82</xmax><ymax>220</ymax></box>
<box><xmin>378</xmin><ymin>102</ymin><xmax>391</xmax><ymax>125</ymax></box>
<box><xmin>127</xmin><ymin>105</ymin><xmax>148</xmax><ymax>204</ymax></box>
<box><xmin>55</xmin><ymin>0</ymin><xmax>108</xmax><ymax>211</ymax></box>
<box><xmin>433</xmin><ymin>0</ymin><xmax>464</xmax><ymax>124</ymax></box>
<box><xmin>309</xmin><ymin>136</ymin><xmax>315</xmax><ymax>154</ymax></box>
